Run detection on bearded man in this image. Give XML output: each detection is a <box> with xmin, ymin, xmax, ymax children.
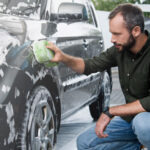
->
<box><xmin>47</xmin><ymin>3</ymin><xmax>150</xmax><ymax>150</ymax></box>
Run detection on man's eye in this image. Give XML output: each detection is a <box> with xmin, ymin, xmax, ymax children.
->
<box><xmin>114</xmin><ymin>33</ymin><xmax>120</xmax><ymax>35</ymax></box>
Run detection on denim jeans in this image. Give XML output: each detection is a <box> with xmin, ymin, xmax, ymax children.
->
<box><xmin>77</xmin><ymin>112</ymin><xmax>150</xmax><ymax>150</ymax></box>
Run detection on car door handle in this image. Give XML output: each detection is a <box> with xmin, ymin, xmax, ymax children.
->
<box><xmin>83</xmin><ymin>39</ymin><xmax>88</xmax><ymax>48</ymax></box>
<box><xmin>99</xmin><ymin>40</ymin><xmax>103</xmax><ymax>47</ymax></box>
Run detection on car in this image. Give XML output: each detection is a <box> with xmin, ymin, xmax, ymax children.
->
<box><xmin>145</xmin><ymin>19</ymin><xmax>150</xmax><ymax>32</ymax></box>
<box><xmin>136</xmin><ymin>4</ymin><xmax>150</xmax><ymax>32</ymax></box>
<box><xmin>0</xmin><ymin>0</ymin><xmax>112</xmax><ymax>149</ymax></box>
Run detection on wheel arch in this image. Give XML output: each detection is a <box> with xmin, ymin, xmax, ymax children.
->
<box><xmin>89</xmin><ymin>71</ymin><xmax>112</xmax><ymax>121</ymax></box>
<box><xmin>17</xmin><ymin>85</ymin><xmax>58</xmax><ymax>150</ymax></box>
<box><xmin>31</xmin><ymin>74</ymin><xmax>61</xmax><ymax>131</ymax></box>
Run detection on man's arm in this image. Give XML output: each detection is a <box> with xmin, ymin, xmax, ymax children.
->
<box><xmin>47</xmin><ymin>42</ymin><xmax>85</xmax><ymax>74</ymax></box>
<box><xmin>60</xmin><ymin>54</ymin><xmax>85</xmax><ymax>74</ymax></box>
<box><xmin>95</xmin><ymin>100</ymin><xmax>146</xmax><ymax>138</ymax></box>
<box><xmin>109</xmin><ymin>100</ymin><xmax>146</xmax><ymax>116</ymax></box>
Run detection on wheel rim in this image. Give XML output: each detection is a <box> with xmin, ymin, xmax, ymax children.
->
<box><xmin>31</xmin><ymin>99</ymin><xmax>55</xmax><ymax>150</ymax></box>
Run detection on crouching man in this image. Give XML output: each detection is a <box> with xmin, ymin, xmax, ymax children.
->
<box><xmin>47</xmin><ymin>3</ymin><xmax>150</xmax><ymax>150</ymax></box>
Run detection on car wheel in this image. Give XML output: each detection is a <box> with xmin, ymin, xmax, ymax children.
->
<box><xmin>89</xmin><ymin>72</ymin><xmax>111</xmax><ymax>121</ymax></box>
<box><xmin>20</xmin><ymin>86</ymin><xmax>57</xmax><ymax>150</ymax></box>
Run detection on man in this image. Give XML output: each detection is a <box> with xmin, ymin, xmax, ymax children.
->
<box><xmin>47</xmin><ymin>3</ymin><xmax>150</xmax><ymax>150</ymax></box>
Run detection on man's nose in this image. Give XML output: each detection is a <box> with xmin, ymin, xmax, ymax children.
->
<box><xmin>111</xmin><ymin>35</ymin><xmax>116</xmax><ymax>43</ymax></box>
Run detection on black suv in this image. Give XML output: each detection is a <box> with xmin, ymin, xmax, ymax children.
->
<box><xmin>0</xmin><ymin>0</ymin><xmax>112</xmax><ymax>149</ymax></box>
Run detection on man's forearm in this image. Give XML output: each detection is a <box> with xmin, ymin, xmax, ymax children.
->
<box><xmin>62</xmin><ymin>53</ymin><xmax>85</xmax><ymax>74</ymax></box>
<box><xmin>47</xmin><ymin>42</ymin><xmax>85</xmax><ymax>74</ymax></box>
<box><xmin>109</xmin><ymin>100</ymin><xmax>146</xmax><ymax>116</ymax></box>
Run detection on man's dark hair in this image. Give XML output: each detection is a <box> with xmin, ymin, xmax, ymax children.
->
<box><xmin>108</xmin><ymin>3</ymin><xmax>145</xmax><ymax>33</ymax></box>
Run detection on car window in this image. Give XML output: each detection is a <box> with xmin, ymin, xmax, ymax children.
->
<box><xmin>0</xmin><ymin>0</ymin><xmax>41</xmax><ymax>19</ymax></box>
<box><xmin>50</xmin><ymin>0</ymin><xmax>72</xmax><ymax>21</ymax></box>
<box><xmin>145</xmin><ymin>19</ymin><xmax>150</xmax><ymax>32</ymax></box>
<box><xmin>85</xmin><ymin>3</ymin><xmax>95</xmax><ymax>25</ymax></box>
<box><xmin>50</xmin><ymin>0</ymin><xmax>95</xmax><ymax>25</ymax></box>
<box><xmin>73</xmin><ymin>0</ymin><xmax>95</xmax><ymax>25</ymax></box>
<box><xmin>87</xmin><ymin>2</ymin><xmax>98</xmax><ymax>27</ymax></box>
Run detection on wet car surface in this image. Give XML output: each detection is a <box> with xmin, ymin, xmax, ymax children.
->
<box><xmin>0</xmin><ymin>0</ymin><xmax>112</xmax><ymax>149</ymax></box>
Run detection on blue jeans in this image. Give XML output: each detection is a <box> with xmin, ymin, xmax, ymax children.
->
<box><xmin>77</xmin><ymin>112</ymin><xmax>150</xmax><ymax>150</ymax></box>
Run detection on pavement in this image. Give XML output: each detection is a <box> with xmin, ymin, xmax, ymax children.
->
<box><xmin>55</xmin><ymin>68</ymin><xmax>126</xmax><ymax>150</ymax></box>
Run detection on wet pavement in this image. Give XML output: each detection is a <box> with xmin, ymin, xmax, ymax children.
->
<box><xmin>55</xmin><ymin>68</ymin><xmax>126</xmax><ymax>150</ymax></box>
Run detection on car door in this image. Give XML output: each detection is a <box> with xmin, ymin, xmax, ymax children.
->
<box><xmin>81</xmin><ymin>0</ymin><xmax>105</xmax><ymax>94</ymax></box>
<box><xmin>50</xmin><ymin>0</ymin><xmax>103</xmax><ymax>118</ymax></box>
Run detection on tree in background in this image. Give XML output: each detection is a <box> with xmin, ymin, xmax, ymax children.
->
<box><xmin>92</xmin><ymin>0</ymin><xmax>146</xmax><ymax>11</ymax></box>
<box><xmin>92</xmin><ymin>0</ymin><xmax>150</xmax><ymax>17</ymax></box>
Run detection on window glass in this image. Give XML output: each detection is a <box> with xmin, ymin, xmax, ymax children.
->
<box><xmin>145</xmin><ymin>19</ymin><xmax>150</xmax><ymax>32</ymax></box>
<box><xmin>73</xmin><ymin>0</ymin><xmax>95</xmax><ymax>25</ymax></box>
<box><xmin>0</xmin><ymin>0</ymin><xmax>41</xmax><ymax>19</ymax></box>
<box><xmin>50</xmin><ymin>0</ymin><xmax>72</xmax><ymax>21</ymax></box>
<box><xmin>50</xmin><ymin>0</ymin><xmax>94</xmax><ymax>24</ymax></box>
<box><xmin>88</xmin><ymin>4</ymin><xmax>98</xmax><ymax>27</ymax></box>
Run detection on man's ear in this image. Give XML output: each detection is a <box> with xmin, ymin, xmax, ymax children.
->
<box><xmin>132</xmin><ymin>26</ymin><xmax>141</xmax><ymax>38</ymax></box>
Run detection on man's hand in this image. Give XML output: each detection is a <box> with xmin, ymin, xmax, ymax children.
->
<box><xmin>47</xmin><ymin>42</ymin><xmax>64</xmax><ymax>62</ymax></box>
<box><xmin>95</xmin><ymin>113</ymin><xmax>111</xmax><ymax>138</ymax></box>
<box><xmin>47</xmin><ymin>41</ymin><xmax>85</xmax><ymax>74</ymax></box>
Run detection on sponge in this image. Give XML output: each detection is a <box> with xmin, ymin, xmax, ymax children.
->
<box><xmin>33</xmin><ymin>40</ymin><xmax>58</xmax><ymax>67</ymax></box>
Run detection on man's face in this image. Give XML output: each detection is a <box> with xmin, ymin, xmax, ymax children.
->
<box><xmin>109</xmin><ymin>13</ymin><xmax>136</xmax><ymax>51</ymax></box>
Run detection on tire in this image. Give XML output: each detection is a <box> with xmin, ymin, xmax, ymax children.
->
<box><xmin>107</xmin><ymin>68</ymin><xmax>112</xmax><ymax>92</ymax></box>
<box><xmin>89</xmin><ymin>71</ymin><xmax>111</xmax><ymax>121</ymax></box>
<box><xmin>89</xmin><ymin>89</ymin><xmax>104</xmax><ymax>121</ymax></box>
<box><xmin>19</xmin><ymin>86</ymin><xmax>57</xmax><ymax>150</ymax></box>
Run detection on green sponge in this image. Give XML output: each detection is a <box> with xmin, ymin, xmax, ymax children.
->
<box><xmin>33</xmin><ymin>40</ymin><xmax>58</xmax><ymax>67</ymax></box>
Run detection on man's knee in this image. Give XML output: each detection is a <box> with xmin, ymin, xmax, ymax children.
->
<box><xmin>76</xmin><ymin>132</ymin><xmax>88</xmax><ymax>150</ymax></box>
<box><xmin>77</xmin><ymin>125</ymin><xmax>97</xmax><ymax>150</ymax></box>
<box><xmin>132</xmin><ymin>112</ymin><xmax>150</xmax><ymax>146</ymax></box>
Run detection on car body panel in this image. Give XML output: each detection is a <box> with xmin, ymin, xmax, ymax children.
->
<box><xmin>0</xmin><ymin>0</ymin><xmax>106</xmax><ymax>148</ymax></box>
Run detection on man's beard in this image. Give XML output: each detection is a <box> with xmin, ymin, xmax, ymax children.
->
<box><xmin>114</xmin><ymin>34</ymin><xmax>136</xmax><ymax>52</ymax></box>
